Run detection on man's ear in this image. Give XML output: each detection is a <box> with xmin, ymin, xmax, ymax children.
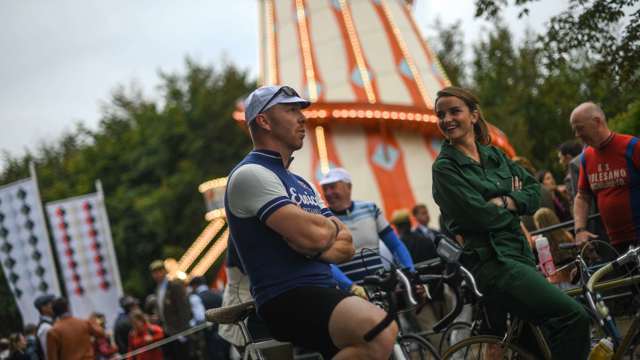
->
<box><xmin>254</xmin><ymin>113</ymin><xmax>272</xmax><ymax>132</ymax></box>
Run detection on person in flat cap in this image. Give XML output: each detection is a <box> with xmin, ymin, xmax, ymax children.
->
<box><xmin>148</xmin><ymin>260</ymin><xmax>192</xmax><ymax>360</ymax></box>
<box><xmin>33</xmin><ymin>294</ymin><xmax>55</xmax><ymax>360</ymax></box>
<box><xmin>223</xmin><ymin>85</ymin><xmax>396</xmax><ymax>359</ymax></box>
<box><xmin>112</xmin><ymin>295</ymin><xmax>140</xmax><ymax>354</ymax></box>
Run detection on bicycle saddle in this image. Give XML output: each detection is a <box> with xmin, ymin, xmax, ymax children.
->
<box><xmin>205</xmin><ymin>300</ymin><xmax>256</xmax><ymax>324</ymax></box>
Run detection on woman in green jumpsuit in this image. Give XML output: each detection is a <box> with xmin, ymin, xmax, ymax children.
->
<box><xmin>432</xmin><ymin>87</ymin><xmax>590</xmax><ymax>359</ymax></box>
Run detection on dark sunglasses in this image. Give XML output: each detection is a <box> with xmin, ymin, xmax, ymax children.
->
<box><xmin>256</xmin><ymin>86</ymin><xmax>300</xmax><ymax>115</ymax></box>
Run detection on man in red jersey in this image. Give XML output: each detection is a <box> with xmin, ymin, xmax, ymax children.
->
<box><xmin>571</xmin><ymin>102</ymin><xmax>640</xmax><ymax>252</ymax></box>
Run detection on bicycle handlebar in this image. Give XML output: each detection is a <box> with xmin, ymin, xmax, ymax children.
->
<box><xmin>558</xmin><ymin>242</ymin><xmax>580</xmax><ymax>250</ymax></box>
<box><xmin>459</xmin><ymin>265</ymin><xmax>483</xmax><ymax>298</ymax></box>
<box><xmin>362</xmin><ymin>254</ymin><xmax>485</xmax><ymax>340</ymax></box>
<box><xmin>417</xmin><ymin>262</ymin><xmax>483</xmax><ymax>333</ymax></box>
<box><xmin>396</xmin><ymin>268</ymin><xmax>417</xmax><ymax>307</ymax></box>
<box><xmin>614</xmin><ymin>246</ymin><xmax>640</xmax><ymax>267</ymax></box>
<box><xmin>586</xmin><ymin>247</ymin><xmax>640</xmax><ymax>293</ymax></box>
<box><xmin>361</xmin><ymin>267</ymin><xmax>413</xmax><ymax>342</ymax></box>
<box><xmin>362</xmin><ymin>267</ymin><xmax>417</xmax><ymax>307</ymax></box>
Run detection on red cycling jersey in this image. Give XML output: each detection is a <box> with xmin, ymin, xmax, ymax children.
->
<box><xmin>578</xmin><ymin>133</ymin><xmax>640</xmax><ymax>245</ymax></box>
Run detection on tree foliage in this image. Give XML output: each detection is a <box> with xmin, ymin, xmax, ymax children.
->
<box><xmin>474</xmin><ymin>0</ymin><xmax>640</xmax><ymax>86</ymax></box>
<box><xmin>432</xmin><ymin>19</ymin><xmax>468</xmax><ymax>87</ymax></box>
<box><xmin>610</xmin><ymin>99</ymin><xmax>640</xmax><ymax>135</ymax></box>
<box><xmin>0</xmin><ymin>60</ymin><xmax>253</xmax><ymax>333</ymax></box>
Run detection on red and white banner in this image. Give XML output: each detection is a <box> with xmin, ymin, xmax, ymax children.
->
<box><xmin>0</xmin><ymin>170</ymin><xmax>62</xmax><ymax>324</ymax></box>
<box><xmin>46</xmin><ymin>182</ymin><xmax>122</xmax><ymax>323</ymax></box>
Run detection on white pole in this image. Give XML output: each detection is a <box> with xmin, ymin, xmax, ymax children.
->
<box><xmin>95</xmin><ymin>180</ymin><xmax>124</xmax><ymax>295</ymax></box>
<box><xmin>29</xmin><ymin>162</ymin><xmax>62</xmax><ymax>295</ymax></box>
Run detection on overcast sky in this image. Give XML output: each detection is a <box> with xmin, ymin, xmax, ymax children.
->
<box><xmin>0</xmin><ymin>0</ymin><xmax>567</xmax><ymax>164</ymax></box>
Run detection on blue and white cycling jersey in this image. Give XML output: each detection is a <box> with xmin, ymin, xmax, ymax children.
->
<box><xmin>225</xmin><ymin>149</ymin><xmax>336</xmax><ymax>308</ymax></box>
<box><xmin>332</xmin><ymin>201</ymin><xmax>414</xmax><ymax>287</ymax></box>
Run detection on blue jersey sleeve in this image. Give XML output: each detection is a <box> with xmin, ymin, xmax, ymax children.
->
<box><xmin>330</xmin><ymin>264</ymin><xmax>353</xmax><ymax>291</ymax></box>
<box><xmin>380</xmin><ymin>227</ymin><xmax>415</xmax><ymax>271</ymax></box>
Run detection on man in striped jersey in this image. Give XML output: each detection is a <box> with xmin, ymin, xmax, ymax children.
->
<box><xmin>320</xmin><ymin>168</ymin><xmax>416</xmax><ymax>294</ymax></box>
<box><xmin>225</xmin><ymin>85</ymin><xmax>398</xmax><ymax>359</ymax></box>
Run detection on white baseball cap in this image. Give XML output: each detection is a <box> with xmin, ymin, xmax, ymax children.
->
<box><xmin>319</xmin><ymin>167</ymin><xmax>352</xmax><ymax>186</ymax></box>
<box><xmin>244</xmin><ymin>85</ymin><xmax>310</xmax><ymax>124</ymax></box>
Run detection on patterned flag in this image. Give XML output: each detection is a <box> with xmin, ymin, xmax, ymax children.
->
<box><xmin>46</xmin><ymin>187</ymin><xmax>123</xmax><ymax>323</ymax></box>
<box><xmin>0</xmin><ymin>177</ymin><xmax>61</xmax><ymax>324</ymax></box>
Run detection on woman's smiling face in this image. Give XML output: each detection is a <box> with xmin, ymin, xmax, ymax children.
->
<box><xmin>435</xmin><ymin>96</ymin><xmax>477</xmax><ymax>143</ymax></box>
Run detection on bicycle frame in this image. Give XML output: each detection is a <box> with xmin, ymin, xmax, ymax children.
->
<box><xmin>585</xmin><ymin>247</ymin><xmax>640</xmax><ymax>359</ymax></box>
<box><xmin>501</xmin><ymin>316</ymin><xmax>552</xmax><ymax>360</ymax></box>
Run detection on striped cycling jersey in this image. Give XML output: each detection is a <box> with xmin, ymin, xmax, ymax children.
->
<box><xmin>333</xmin><ymin>201</ymin><xmax>394</xmax><ymax>283</ymax></box>
<box><xmin>225</xmin><ymin>150</ymin><xmax>336</xmax><ymax>308</ymax></box>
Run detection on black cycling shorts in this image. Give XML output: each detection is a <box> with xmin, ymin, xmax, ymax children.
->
<box><xmin>258</xmin><ymin>286</ymin><xmax>351</xmax><ymax>358</ymax></box>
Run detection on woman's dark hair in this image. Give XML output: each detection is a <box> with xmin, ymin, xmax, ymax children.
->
<box><xmin>435</xmin><ymin>86</ymin><xmax>491</xmax><ymax>145</ymax></box>
<box><xmin>512</xmin><ymin>156</ymin><xmax>537</xmax><ymax>176</ymax></box>
<box><xmin>535</xmin><ymin>170</ymin><xmax>551</xmax><ymax>184</ymax></box>
<box><xmin>558</xmin><ymin>140</ymin><xmax>583</xmax><ymax>157</ymax></box>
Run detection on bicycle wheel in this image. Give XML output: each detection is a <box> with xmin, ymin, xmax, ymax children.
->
<box><xmin>441</xmin><ymin>335</ymin><xmax>535</xmax><ymax>360</ymax></box>
<box><xmin>396</xmin><ymin>333</ymin><xmax>441</xmax><ymax>360</ymax></box>
<box><xmin>438</xmin><ymin>321</ymin><xmax>474</xmax><ymax>355</ymax></box>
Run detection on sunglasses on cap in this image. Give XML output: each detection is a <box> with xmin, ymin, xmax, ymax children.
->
<box><xmin>256</xmin><ymin>86</ymin><xmax>301</xmax><ymax>115</ymax></box>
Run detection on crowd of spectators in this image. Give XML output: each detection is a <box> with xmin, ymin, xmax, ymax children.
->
<box><xmin>1</xmin><ymin>264</ymin><xmax>230</xmax><ymax>360</ymax></box>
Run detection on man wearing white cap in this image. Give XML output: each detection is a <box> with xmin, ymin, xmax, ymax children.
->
<box><xmin>320</xmin><ymin>168</ymin><xmax>416</xmax><ymax>292</ymax></box>
<box><xmin>223</xmin><ymin>85</ymin><xmax>398</xmax><ymax>359</ymax></box>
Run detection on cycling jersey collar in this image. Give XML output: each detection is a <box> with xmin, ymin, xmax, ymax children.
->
<box><xmin>331</xmin><ymin>201</ymin><xmax>354</xmax><ymax>215</ymax></box>
<box><xmin>596</xmin><ymin>131</ymin><xmax>615</xmax><ymax>150</ymax></box>
<box><xmin>251</xmin><ymin>149</ymin><xmax>295</xmax><ymax>168</ymax></box>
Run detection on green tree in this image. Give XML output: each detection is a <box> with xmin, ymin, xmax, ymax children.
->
<box><xmin>610</xmin><ymin>99</ymin><xmax>640</xmax><ymax>135</ymax></box>
<box><xmin>430</xmin><ymin>19</ymin><xmax>468</xmax><ymax>87</ymax></box>
<box><xmin>474</xmin><ymin>0</ymin><xmax>640</xmax><ymax>86</ymax></box>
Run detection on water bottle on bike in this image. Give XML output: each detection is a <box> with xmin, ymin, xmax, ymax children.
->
<box><xmin>535</xmin><ymin>235</ymin><xmax>556</xmax><ymax>276</ymax></box>
<box><xmin>588</xmin><ymin>337</ymin><xmax>613</xmax><ymax>360</ymax></box>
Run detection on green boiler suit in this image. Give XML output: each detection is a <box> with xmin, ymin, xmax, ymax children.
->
<box><xmin>433</xmin><ymin>141</ymin><xmax>590</xmax><ymax>359</ymax></box>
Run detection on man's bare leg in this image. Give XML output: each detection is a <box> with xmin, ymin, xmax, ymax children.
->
<box><xmin>328</xmin><ymin>296</ymin><xmax>398</xmax><ymax>360</ymax></box>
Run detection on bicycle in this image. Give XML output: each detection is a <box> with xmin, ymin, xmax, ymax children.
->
<box><xmin>441</xmin><ymin>245</ymin><xmax>640</xmax><ymax>360</ymax></box>
<box><xmin>203</xmin><ymin>234</ymin><xmax>484</xmax><ymax>360</ymax></box>
<box><xmin>582</xmin><ymin>246</ymin><xmax>640</xmax><ymax>359</ymax></box>
<box><xmin>436</xmin><ymin>238</ymin><xmax>618</xmax><ymax>358</ymax></box>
